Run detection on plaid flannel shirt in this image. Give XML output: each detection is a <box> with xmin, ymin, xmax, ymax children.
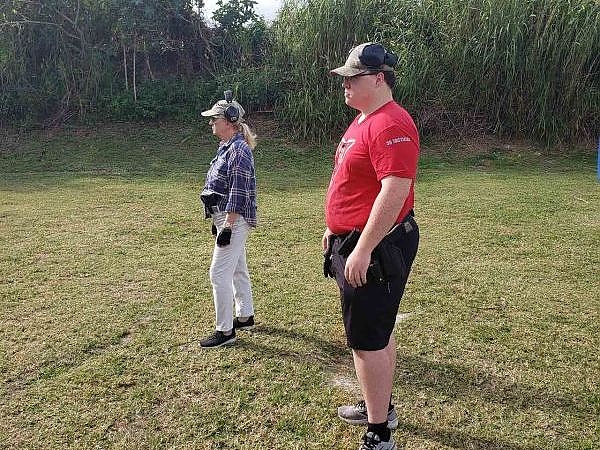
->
<box><xmin>202</xmin><ymin>132</ymin><xmax>257</xmax><ymax>227</ymax></box>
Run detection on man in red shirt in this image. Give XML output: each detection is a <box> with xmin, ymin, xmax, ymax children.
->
<box><xmin>323</xmin><ymin>42</ymin><xmax>420</xmax><ymax>450</ymax></box>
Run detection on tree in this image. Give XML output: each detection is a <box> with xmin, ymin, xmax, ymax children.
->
<box><xmin>111</xmin><ymin>0</ymin><xmax>207</xmax><ymax>101</ymax></box>
<box><xmin>210</xmin><ymin>0</ymin><xmax>266</xmax><ymax>68</ymax></box>
<box><xmin>0</xmin><ymin>0</ymin><xmax>210</xmax><ymax>124</ymax></box>
<box><xmin>212</xmin><ymin>0</ymin><xmax>258</xmax><ymax>31</ymax></box>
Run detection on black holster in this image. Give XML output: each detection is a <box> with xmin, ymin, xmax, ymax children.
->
<box><xmin>331</xmin><ymin>213</ymin><xmax>417</xmax><ymax>282</ymax></box>
<box><xmin>372</xmin><ymin>239</ymin><xmax>406</xmax><ymax>280</ymax></box>
<box><xmin>337</xmin><ymin>230</ymin><xmax>360</xmax><ymax>258</ymax></box>
<box><xmin>323</xmin><ymin>238</ymin><xmax>334</xmax><ymax>278</ymax></box>
<box><xmin>200</xmin><ymin>191</ymin><xmax>225</xmax><ymax>218</ymax></box>
<box><xmin>330</xmin><ymin>229</ymin><xmax>385</xmax><ymax>282</ymax></box>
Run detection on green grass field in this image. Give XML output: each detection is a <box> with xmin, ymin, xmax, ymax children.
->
<box><xmin>1</xmin><ymin>124</ymin><xmax>599</xmax><ymax>449</ymax></box>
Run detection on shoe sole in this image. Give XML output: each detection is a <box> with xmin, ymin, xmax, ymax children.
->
<box><xmin>235</xmin><ymin>324</ymin><xmax>255</xmax><ymax>331</ymax></box>
<box><xmin>200</xmin><ymin>337</ymin><xmax>237</xmax><ymax>349</ymax></box>
<box><xmin>338</xmin><ymin>414</ymin><xmax>398</xmax><ymax>429</ymax></box>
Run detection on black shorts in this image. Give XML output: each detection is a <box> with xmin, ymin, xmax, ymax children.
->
<box><xmin>330</xmin><ymin>222</ymin><xmax>419</xmax><ymax>351</ymax></box>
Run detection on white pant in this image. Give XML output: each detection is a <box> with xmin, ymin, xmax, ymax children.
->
<box><xmin>209</xmin><ymin>212</ymin><xmax>254</xmax><ymax>331</ymax></box>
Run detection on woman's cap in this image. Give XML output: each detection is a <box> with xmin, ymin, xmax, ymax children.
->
<box><xmin>201</xmin><ymin>100</ymin><xmax>246</xmax><ymax>120</ymax></box>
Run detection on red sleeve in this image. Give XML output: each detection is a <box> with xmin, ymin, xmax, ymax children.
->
<box><xmin>369</xmin><ymin>125</ymin><xmax>418</xmax><ymax>181</ymax></box>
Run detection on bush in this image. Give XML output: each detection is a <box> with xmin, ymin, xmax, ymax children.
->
<box><xmin>208</xmin><ymin>65</ymin><xmax>284</xmax><ymax>113</ymax></box>
<box><xmin>95</xmin><ymin>69</ymin><xmax>283</xmax><ymax>123</ymax></box>
<box><xmin>100</xmin><ymin>79</ymin><xmax>198</xmax><ymax>122</ymax></box>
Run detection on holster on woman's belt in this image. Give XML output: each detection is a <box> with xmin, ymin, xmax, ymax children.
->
<box><xmin>200</xmin><ymin>190</ymin><xmax>225</xmax><ymax>218</ymax></box>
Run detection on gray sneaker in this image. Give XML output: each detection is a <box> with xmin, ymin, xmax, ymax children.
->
<box><xmin>359</xmin><ymin>431</ymin><xmax>396</xmax><ymax>450</ymax></box>
<box><xmin>337</xmin><ymin>400</ymin><xmax>398</xmax><ymax>429</ymax></box>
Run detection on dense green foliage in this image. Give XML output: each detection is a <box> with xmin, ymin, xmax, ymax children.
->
<box><xmin>1</xmin><ymin>0</ymin><xmax>598</xmax><ymax>143</ymax></box>
<box><xmin>0</xmin><ymin>0</ymin><xmax>269</xmax><ymax>125</ymax></box>
<box><xmin>0</xmin><ymin>0</ymin><xmax>212</xmax><ymax>124</ymax></box>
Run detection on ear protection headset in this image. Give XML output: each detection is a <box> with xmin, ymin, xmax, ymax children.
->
<box><xmin>223</xmin><ymin>90</ymin><xmax>240</xmax><ymax>123</ymax></box>
<box><xmin>358</xmin><ymin>43</ymin><xmax>399</xmax><ymax>70</ymax></box>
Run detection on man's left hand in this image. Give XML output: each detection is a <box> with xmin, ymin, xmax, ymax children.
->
<box><xmin>344</xmin><ymin>249</ymin><xmax>370</xmax><ymax>288</ymax></box>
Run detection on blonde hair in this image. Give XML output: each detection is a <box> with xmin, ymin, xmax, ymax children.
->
<box><xmin>240</xmin><ymin>122</ymin><xmax>257</xmax><ymax>149</ymax></box>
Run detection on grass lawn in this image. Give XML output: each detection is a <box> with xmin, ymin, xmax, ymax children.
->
<box><xmin>1</xmin><ymin>123</ymin><xmax>599</xmax><ymax>449</ymax></box>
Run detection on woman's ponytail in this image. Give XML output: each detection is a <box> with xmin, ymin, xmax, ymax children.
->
<box><xmin>240</xmin><ymin>122</ymin><xmax>257</xmax><ymax>149</ymax></box>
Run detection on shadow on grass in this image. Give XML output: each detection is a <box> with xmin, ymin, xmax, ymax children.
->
<box><xmin>243</xmin><ymin>327</ymin><xmax>596</xmax><ymax>420</ymax></box>
<box><xmin>398</xmin><ymin>421</ymin><xmax>539</xmax><ymax>450</ymax></box>
<box><xmin>243</xmin><ymin>323</ymin><xmax>597</xmax><ymax>406</ymax></box>
<box><xmin>396</xmin><ymin>355</ymin><xmax>597</xmax><ymax>418</ymax></box>
<box><xmin>237</xmin><ymin>324</ymin><xmax>349</xmax><ymax>366</ymax></box>
<box><xmin>240</xmin><ymin>327</ymin><xmax>552</xmax><ymax>449</ymax></box>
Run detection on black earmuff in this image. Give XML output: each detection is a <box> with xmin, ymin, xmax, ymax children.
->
<box><xmin>359</xmin><ymin>44</ymin><xmax>398</xmax><ymax>70</ymax></box>
<box><xmin>384</xmin><ymin>51</ymin><xmax>399</xmax><ymax>68</ymax></box>
<box><xmin>223</xmin><ymin>90</ymin><xmax>239</xmax><ymax>123</ymax></box>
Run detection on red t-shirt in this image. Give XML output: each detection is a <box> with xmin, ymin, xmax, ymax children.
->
<box><xmin>325</xmin><ymin>101</ymin><xmax>419</xmax><ymax>235</ymax></box>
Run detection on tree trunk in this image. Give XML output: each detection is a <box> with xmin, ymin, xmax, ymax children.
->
<box><xmin>123</xmin><ymin>43</ymin><xmax>128</xmax><ymax>91</ymax></box>
<box><xmin>144</xmin><ymin>40</ymin><xmax>155</xmax><ymax>80</ymax></box>
<box><xmin>132</xmin><ymin>37</ymin><xmax>137</xmax><ymax>102</ymax></box>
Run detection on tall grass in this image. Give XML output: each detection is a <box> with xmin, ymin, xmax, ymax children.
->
<box><xmin>271</xmin><ymin>0</ymin><xmax>600</xmax><ymax>143</ymax></box>
<box><xmin>440</xmin><ymin>0</ymin><xmax>600</xmax><ymax>141</ymax></box>
<box><xmin>270</xmin><ymin>0</ymin><xmax>380</xmax><ymax>140</ymax></box>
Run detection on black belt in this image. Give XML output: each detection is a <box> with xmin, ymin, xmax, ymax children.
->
<box><xmin>334</xmin><ymin>210</ymin><xmax>417</xmax><ymax>242</ymax></box>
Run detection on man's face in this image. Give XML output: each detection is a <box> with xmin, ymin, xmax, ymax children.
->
<box><xmin>341</xmin><ymin>72</ymin><xmax>380</xmax><ymax>110</ymax></box>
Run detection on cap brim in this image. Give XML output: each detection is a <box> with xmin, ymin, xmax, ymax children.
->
<box><xmin>330</xmin><ymin>65</ymin><xmax>395</xmax><ymax>77</ymax></box>
<box><xmin>200</xmin><ymin>107</ymin><xmax>221</xmax><ymax>117</ymax></box>
<box><xmin>329</xmin><ymin>65</ymin><xmax>366</xmax><ymax>77</ymax></box>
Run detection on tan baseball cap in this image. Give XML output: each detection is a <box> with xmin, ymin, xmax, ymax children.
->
<box><xmin>330</xmin><ymin>42</ymin><xmax>396</xmax><ymax>77</ymax></box>
<box><xmin>201</xmin><ymin>100</ymin><xmax>245</xmax><ymax>121</ymax></box>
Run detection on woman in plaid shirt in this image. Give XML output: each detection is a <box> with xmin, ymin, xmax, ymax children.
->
<box><xmin>199</xmin><ymin>95</ymin><xmax>257</xmax><ymax>349</ymax></box>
